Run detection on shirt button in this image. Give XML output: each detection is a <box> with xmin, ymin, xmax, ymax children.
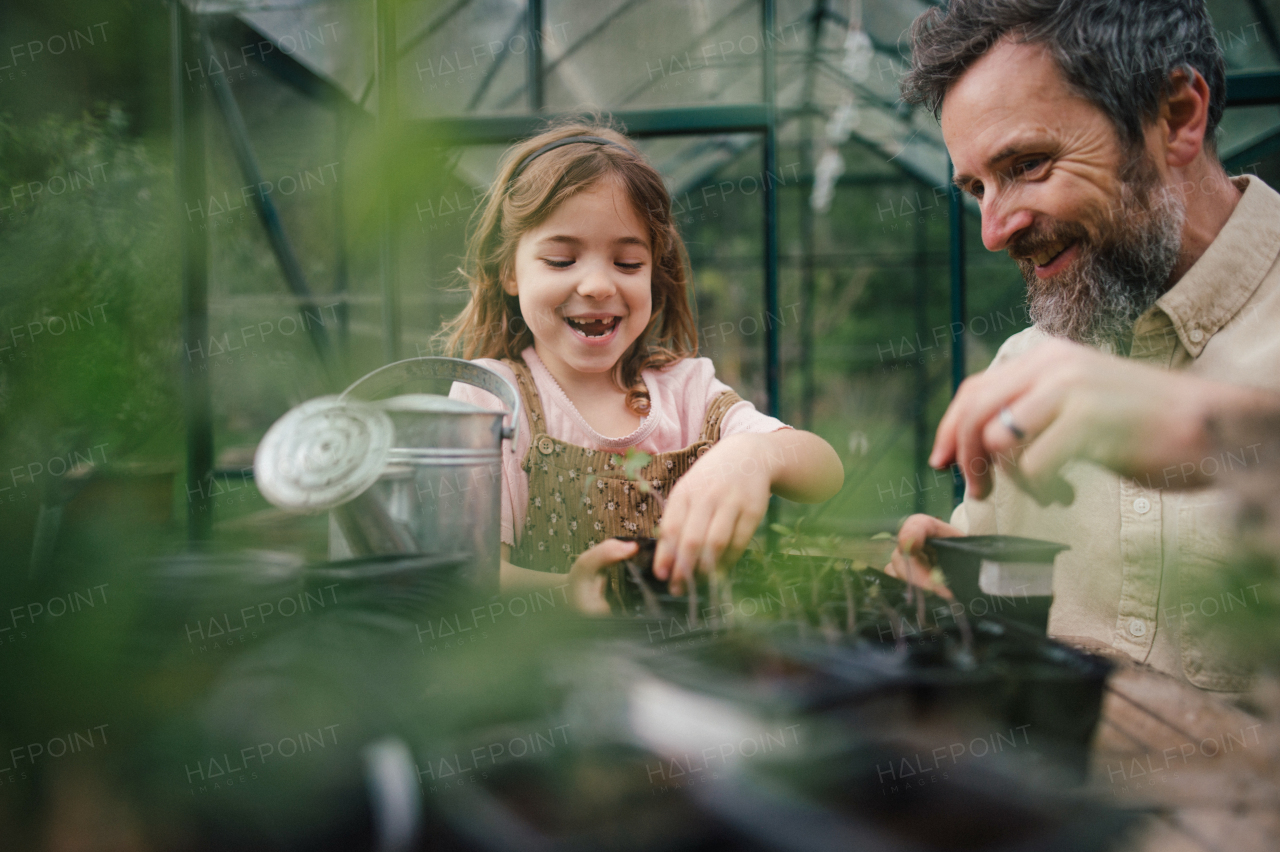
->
<box><xmin>537</xmin><ymin>436</ymin><xmax>555</xmax><ymax>455</ymax></box>
<box><xmin>1128</xmin><ymin>619</ymin><xmax>1147</xmax><ymax>638</ymax></box>
<box><xmin>1132</xmin><ymin>497</ymin><xmax>1151</xmax><ymax>514</ymax></box>
<box><xmin>1189</xmin><ymin>326</ymin><xmax>1204</xmax><ymax>344</ymax></box>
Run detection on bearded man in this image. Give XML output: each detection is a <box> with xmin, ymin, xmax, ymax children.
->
<box><xmin>887</xmin><ymin>0</ymin><xmax>1280</xmax><ymax>693</ymax></box>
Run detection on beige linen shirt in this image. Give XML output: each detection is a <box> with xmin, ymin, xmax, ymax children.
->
<box><xmin>952</xmin><ymin>175</ymin><xmax>1280</xmax><ymax>692</ymax></box>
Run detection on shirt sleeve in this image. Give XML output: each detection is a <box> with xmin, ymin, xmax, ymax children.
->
<box><xmin>448</xmin><ymin>359</ymin><xmax>528</xmax><ymax>547</ymax></box>
<box><xmin>719</xmin><ymin>398</ymin><xmax>791</xmax><ymax>436</ymax></box>
<box><xmin>700</xmin><ymin>363</ymin><xmax>791</xmax><ymax>436</ymax></box>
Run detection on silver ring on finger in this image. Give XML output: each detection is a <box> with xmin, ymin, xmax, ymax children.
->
<box><xmin>998</xmin><ymin>405</ymin><xmax>1026</xmax><ymax>441</ymax></box>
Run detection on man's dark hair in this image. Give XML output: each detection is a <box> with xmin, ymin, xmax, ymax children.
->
<box><xmin>900</xmin><ymin>0</ymin><xmax>1226</xmax><ymax>156</ymax></box>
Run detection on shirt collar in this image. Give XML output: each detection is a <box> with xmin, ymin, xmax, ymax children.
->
<box><xmin>520</xmin><ymin>346</ymin><xmax>659</xmax><ymax>447</ymax></box>
<box><xmin>1151</xmin><ymin>175</ymin><xmax>1280</xmax><ymax>357</ymax></box>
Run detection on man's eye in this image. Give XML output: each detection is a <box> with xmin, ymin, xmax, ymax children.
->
<box><xmin>1015</xmin><ymin>158</ymin><xmax>1046</xmax><ymax>177</ymax></box>
<box><xmin>543</xmin><ymin>258</ymin><xmax>574</xmax><ymax>269</ymax></box>
<box><xmin>968</xmin><ymin>181</ymin><xmax>984</xmax><ymax>200</ymax></box>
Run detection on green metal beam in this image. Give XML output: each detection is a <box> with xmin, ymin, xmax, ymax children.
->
<box><xmin>375</xmin><ymin>0</ymin><xmax>401</xmax><ymax>362</ymax></box>
<box><xmin>1225</xmin><ymin>71</ymin><xmax>1280</xmax><ymax>107</ymax></box>
<box><xmin>173</xmin><ymin>1</ymin><xmax>213</xmax><ymax>542</ymax></box>
<box><xmin>414</xmin><ymin>103</ymin><xmax>771</xmax><ymax>145</ymax></box>
<box><xmin>763</xmin><ymin>0</ymin><xmax>780</xmax><ymax>420</ymax></box>
<box><xmin>1224</xmin><ymin>125</ymin><xmax>1280</xmax><ymax>172</ymax></box>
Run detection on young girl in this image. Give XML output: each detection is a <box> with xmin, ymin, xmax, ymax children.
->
<box><xmin>442</xmin><ymin>122</ymin><xmax>842</xmax><ymax>609</ymax></box>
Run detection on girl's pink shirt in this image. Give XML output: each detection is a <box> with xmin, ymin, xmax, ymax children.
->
<box><xmin>450</xmin><ymin>347</ymin><xmax>788</xmax><ymax>546</ymax></box>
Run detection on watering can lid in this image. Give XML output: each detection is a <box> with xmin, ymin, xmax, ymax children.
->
<box><xmin>254</xmin><ymin>395</ymin><xmax>393</xmax><ymax>513</ymax></box>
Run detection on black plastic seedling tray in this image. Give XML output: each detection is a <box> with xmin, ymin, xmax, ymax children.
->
<box><xmin>635</xmin><ymin>614</ymin><xmax>1111</xmax><ymax>782</ymax></box>
<box><xmin>701</xmin><ymin>740</ymin><xmax>1139</xmax><ymax>852</ymax></box>
<box><xmin>928</xmin><ymin>535</ymin><xmax>1070</xmax><ymax>632</ymax></box>
<box><xmin>424</xmin><ymin>742</ymin><xmax>738</xmax><ymax>852</ymax></box>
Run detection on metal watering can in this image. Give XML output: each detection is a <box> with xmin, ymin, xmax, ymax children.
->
<box><xmin>254</xmin><ymin>357</ymin><xmax>520</xmax><ymax>595</ymax></box>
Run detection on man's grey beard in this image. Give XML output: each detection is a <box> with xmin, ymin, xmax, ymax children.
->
<box><xmin>1015</xmin><ymin>161</ymin><xmax>1186</xmax><ymax>349</ymax></box>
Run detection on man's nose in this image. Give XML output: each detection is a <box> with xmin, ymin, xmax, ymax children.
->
<box><xmin>980</xmin><ymin>199</ymin><xmax>1035</xmax><ymax>253</ymax></box>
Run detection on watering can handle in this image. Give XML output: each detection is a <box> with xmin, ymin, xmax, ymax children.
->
<box><xmin>339</xmin><ymin>356</ymin><xmax>522</xmax><ymax>443</ymax></box>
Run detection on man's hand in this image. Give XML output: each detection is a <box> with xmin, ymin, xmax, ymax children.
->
<box><xmin>883</xmin><ymin>514</ymin><xmax>959</xmax><ymax>597</ymax></box>
<box><xmin>932</xmin><ymin>337</ymin><xmax>1264</xmax><ymax>504</ymax></box>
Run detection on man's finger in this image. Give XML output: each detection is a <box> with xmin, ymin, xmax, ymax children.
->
<box><xmin>934</xmin><ymin>340</ymin><xmax>1065</xmax><ymax>483</ymax></box>
<box><xmin>931</xmin><ymin>373</ymin><xmax>985</xmax><ymax>468</ymax></box>
<box><xmin>1016</xmin><ymin>413</ymin><xmax>1090</xmax><ymax>503</ymax></box>
<box><xmin>887</xmin><ymin>548</ymin><xmax>954</xmax><ymax>599</ymax></box>
<box><xmin>897</xmin><ymin>513</ymin><xmax>960</xmax><ymax>557</ymax></box>
<box><xmin>953</xmin><ymin>372</ymin><xmax>1040</xmax><ymax>499</ymax></box>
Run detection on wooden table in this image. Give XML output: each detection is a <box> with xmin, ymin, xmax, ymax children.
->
<box><xmin>1063</xmin><ymin>637</ymin><xmax>1280</xmax><ymax>851</ymax></box>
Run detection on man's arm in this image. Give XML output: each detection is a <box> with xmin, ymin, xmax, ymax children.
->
<box><xmin>885</xmin><ymin>337</ymin><xmax>1280</xmax><ymax>592</ymax></box>
<box><xmin>932</xmin><ymin>337</ymin><xmax>1280</xmax><ymax>503</ymax></box>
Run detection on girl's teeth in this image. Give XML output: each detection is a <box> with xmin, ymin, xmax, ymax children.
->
<box><xmin>566</xmin><ymin>317</ymin><xmax>618</xmax><ymax>337</ymax></box>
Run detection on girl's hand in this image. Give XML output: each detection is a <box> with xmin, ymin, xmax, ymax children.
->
<box><xmin>567</xmin><ymin>538</ymin><xmax>638</xmax><ymax>614</ymax></box>
<box><xmin>653</xmin><ymin>434</ymin><xmax>772</xmax><ymax>594</ymax></box>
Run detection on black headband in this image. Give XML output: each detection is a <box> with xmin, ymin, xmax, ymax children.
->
<box><xmin>507</xmin><ymin>135</ymin><xmax>630</xmax><ymax>185</ymax></box>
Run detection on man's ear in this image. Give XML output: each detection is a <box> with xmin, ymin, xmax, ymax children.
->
<box><xmin>1160</xmin><ymin>67</ymin><xmax>1212</xmax><ymax>168</ymax></box>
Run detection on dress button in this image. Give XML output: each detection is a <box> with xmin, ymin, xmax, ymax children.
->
<box><xmin>537</xmin><ymin>436</ymin><xmax>555</xmax><ymax>455</ymax></box>
<box><xmin>696</xmin><ymin>445</ymin><xmax>710</xmax><ymax>458</ymax></box>
<box><xmin>1132</xmin><ymin>497</ymin><xmax>1151</xmax><ymax>514</ymax></box>
<box><xmin>1128</xmin><ymin>619</ymin><xmax>1147</xmax><ymax>638</ymax></box>
<box><xmin>1189</xmin><ymin>326</ymin><xmax>1205</xmax><ymax>344</ymax></box>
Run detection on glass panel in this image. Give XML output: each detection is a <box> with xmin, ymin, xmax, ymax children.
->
<box><xmin>400</xmin><ymin>142</ymin><xmax>510</xmax><ymax>355</ymax></box>
<box><xmin>543</xmin><ymin>0</ymin><xmax>766</xmax><ymax>110</ymax></box>
<box><xmin>648</xmin><ymin>133</ymin><xmax>770</xmax><ymax>407</ymax></box>
<box><xmin>197</xmin><ymin>38</ymin><xmax>348</xmax><ymax>532</ymax></box>
<box><xmin>399</xmin><ymin>0</ymin><xmax>532</xmax><ymax>117</ymax></box>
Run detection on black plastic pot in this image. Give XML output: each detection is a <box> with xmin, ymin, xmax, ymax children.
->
<box><xmin>927</xmin><ymin>536</ymin><xmax>1069</xmax><ymax>633</ymax></box>
<box><xmin>877</xmin><ymin>617</ymin><xmax>1112</xmax><ymax>781</ymax></box>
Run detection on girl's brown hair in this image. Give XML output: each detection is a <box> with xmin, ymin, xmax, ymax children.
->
<box><xmin>439</xmin><ymin>120</ymin><xmax>697</xmax><ymax>415</ymax></box>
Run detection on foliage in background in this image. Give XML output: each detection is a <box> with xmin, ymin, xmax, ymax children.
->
<box><xmin>0</xmin><ymin>107</ymin><xmax>181</xmax><ymax>496</ymax></box>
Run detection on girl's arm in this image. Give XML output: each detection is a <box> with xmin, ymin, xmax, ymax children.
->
<box><xmin>500</xmin><ymin>545</ymin><xmax>564</xmax><ymax>591</ymax></box>
<box><xmin>750</xmin><ymin>429</ymin><xmax>844</xmax><ymax>503</ymax></box>
<box><xmin>500</xmin><ymin>540</ymin><xmax>638</xmax><ymax>613</ymax></box>
<box><xmin>653</xmin><ymin>429</ymin><xmax>843</xmax><ymax>592</ymax></box>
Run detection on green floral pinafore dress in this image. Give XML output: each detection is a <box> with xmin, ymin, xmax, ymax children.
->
<box><xmin>504</xmin><ymin>357</ymin><xmax>741</xmax><ymax>576</ymax></box>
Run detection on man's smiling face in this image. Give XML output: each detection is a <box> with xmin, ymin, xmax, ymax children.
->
<box><xmin>942</xmin><ymin>38</ymin><xmax>1184</xmax><ymax>346</ymax></box>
